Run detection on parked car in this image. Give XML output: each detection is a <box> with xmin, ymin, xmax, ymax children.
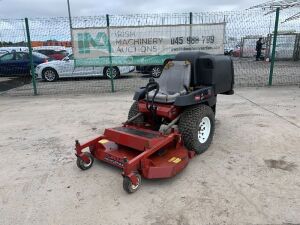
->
<box><xmin>232</xmin><ymin>46</ymin><xmax>241</xmax><ymax>57</ymax></box>
<box><xmin>0</xmin><ymin>51</ymin><xmax>49</xmax><ymax>76</ymax></box>
<box><xmin>35</xmin><ymin>54</ymin><xmax>135</xmax><ymax>82</ymax></box>
<box><xmin>136</xmin><ymin>58</ymin><xmax>174</xmax><ymax>78</ymax></box>
<box><xmin>136</xmin><ymin>65</ymin><xmax>164</xmax><ymax>78</ymax></box>
<box><xmin>224</xmin><ymin>48</ymin><xmax>233</xmax><ymax>56</ymax></box>
<box><xmin>0</xmin><ymin>50</ymin><xmax>9</xmax><ymax>57</ymax></box>
<box><xmin>33</xmin><ymin>49</ymin><xmax>68</xmax><ymax>60</ymax></box>
<box><xmin>224</xmin><ymin>45</ymin><xmax>241</xmax><ymax>57</ymax></box>
<box><xmin>0</xmin><ymin>47</ymin><xmax>28</xmax><ymax>53</ymax></box>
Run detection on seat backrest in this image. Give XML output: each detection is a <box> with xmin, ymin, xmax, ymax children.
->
<box><xmin>156</xmin><ymin>61</ymin><xmax>191</xmax><ymax>95</ymax></box>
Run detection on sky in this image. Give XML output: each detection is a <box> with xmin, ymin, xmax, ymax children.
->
<box><xmin>0</xmin><ymin>0</ymin><xmax>269</xmax><ymax>18</ymax></box>
<box><xmin>0</xmin><ymin>0</ymin><xmax>298</xmax><ymax>44</ymax></box>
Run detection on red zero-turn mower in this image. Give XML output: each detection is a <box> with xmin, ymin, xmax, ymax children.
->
<box><xmin>75</xmin><ymin>51</ymin><xmax>234</xmax><ymax>193</ymax></box>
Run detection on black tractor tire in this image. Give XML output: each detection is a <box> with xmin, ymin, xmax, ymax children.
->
<box><xmin>178</xmin><ymin>104</ymin><xmax>215</xmax><ymax>154</ymax></box>
<box><xmin>128</xmin><ymin>101</ymin><xmax>144</xmax><ymax>124</ymax></box>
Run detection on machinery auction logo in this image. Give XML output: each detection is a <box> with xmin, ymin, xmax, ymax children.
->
<box><xmin>77</xmin><ymin>32</ymin><xmax>110</xmax><ymax>54</ymax></box>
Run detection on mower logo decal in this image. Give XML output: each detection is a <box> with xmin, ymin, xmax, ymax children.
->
<box><xmin>168</xmin><ymin>157</ymin><xmax>182</xmax><ymax>164</ymax></box>
<box><xmin>99</xmin><ymin>139</ymin><xmax>109</xmax><ymax>144</ymax></box>
<box><xmin>173</xmin><ymin>158</ymin><xmax>182</xmax><ymax>163</ymax></box>
<box><xmin>168</xmin><ymin>157</ymin><xmax>176</xmax><ymax>162</ymax></box>
<box><xmin>104</xmin><ymin>154</ymin><xmax>124</xmax><ymax>167</ymax></box>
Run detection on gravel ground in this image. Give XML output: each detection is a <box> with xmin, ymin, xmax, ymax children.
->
<box><xmin>1</xmin><ymin>59</ymin><xmax>299</xmax><ymax>96</ymax></box>
<box><xmin>0</xmin><ymin>86</ymin><xmax>299</xmax><ymax>225</ymax></box>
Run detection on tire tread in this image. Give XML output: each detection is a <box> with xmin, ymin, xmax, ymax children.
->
<box><xmin>179</xmin><ymin>104</ymin><xmax>215</xmax><ymax>154</ymax></box>
<box><xmin>128</xmin><ymin>101</ymin><xmax>144</xmax><ymax>124</ymax></box>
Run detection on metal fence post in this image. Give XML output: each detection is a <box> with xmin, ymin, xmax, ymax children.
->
<box><xmin>106</xmin><ymin>14</ymin><xmax>115</xmax><ymax>92</ymax></box>
<box><xmin>189</xmin><ymin>12</ymin><xmax>193</xmax><ymax>34</ymax></box>
<box><xmin>25</xmin><ymin>18</ymin><xmax>37</xmax><ymax>95</ymax></box>
<box><xmin>67</xmin><ymin>0</ymin><xmax>74</xmax><ymax>48</ymax></box>
<box><xmin>189</xmin><ymin>12</ymin><xmax>193</xmax><ymax>47</ymax></box>
<box><xmin>269</xmin><ymin>7</ymin><xmax>280</xmax><ymax>86</ymax></box>
<box><xmin>296</xmin><ymin>34</ymin><xmax>300</xmax><ymax>61</ymax></box>
<box><xmin>240</xmin><ymin>37</ymin><xmax>244</xmax><ymax>58</ymax></box>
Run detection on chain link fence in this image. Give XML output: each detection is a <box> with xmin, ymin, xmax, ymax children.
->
<box><xmin>0</xmin><ymin>9</ymin><xmax>299</xmax><ymax>96</ymax></box>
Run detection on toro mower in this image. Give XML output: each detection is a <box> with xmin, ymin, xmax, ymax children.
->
<box><xmin>75</xmin><ymin>51</ymin><xmax>234</xmax><ymax>193</ymax></box>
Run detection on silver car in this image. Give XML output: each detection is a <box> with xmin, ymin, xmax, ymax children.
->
<box><xmin>35</xmin><ymin>54</ymin><xmax>135</xmax><ymax>82</ymax></box>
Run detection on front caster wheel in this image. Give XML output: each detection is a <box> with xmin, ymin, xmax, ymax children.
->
<box><xmin>123</xmin><ymin>174</ymin><xmax>141</xmax><ymax>193</ymax></box>
<box><xmin>76</xmin><ymin>152</ymin><xmax>94</xmax><ymax>170</ymax></box>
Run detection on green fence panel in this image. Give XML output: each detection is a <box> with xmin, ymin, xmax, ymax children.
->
<box><xmin>0</xmin><ymin>9</ymin><xmax>299</xmax><ymax>96</ymax></box>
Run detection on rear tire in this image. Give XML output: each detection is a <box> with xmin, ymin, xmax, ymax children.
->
<box><xmin>128</xmin><ymin>101</ymin><xmax>144</xmax><ymax>124</ymax></box>
<box><xmin>178</xmin><ymin>104</ymin><xmax>215</xmax><ymax>154</ymax></box>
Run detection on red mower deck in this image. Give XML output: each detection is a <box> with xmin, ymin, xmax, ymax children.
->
<box><xmin>75</xmin><ymin>125</ymin><xmax>195</xmax><ymax>193</ymax></box>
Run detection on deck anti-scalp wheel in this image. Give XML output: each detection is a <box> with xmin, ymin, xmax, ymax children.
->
<box><xmin>179</xmin><ymin>104</ymin><xmax>215</xmax><ymax>154</ymax></box>
<box><xmin>123</xmin><ymin>173</ymin><xmax>141</xmax><ymax>193</ymax></box>
<box><xmin>76</xmin><ymin>152</ymin><xmax>94</xmax><ymax>170</ymax></box>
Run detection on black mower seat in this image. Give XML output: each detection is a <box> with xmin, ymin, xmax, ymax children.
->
<box><xmin>148</xmin><ymin>61</ymin><xmax>191</xmax><ymax>103</ymax></box>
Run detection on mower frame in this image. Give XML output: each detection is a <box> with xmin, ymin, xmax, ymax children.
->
<box><xmin>74</xmin><ymin>51</ymin><xmax>234</xmax><ymax>193</ymax></box>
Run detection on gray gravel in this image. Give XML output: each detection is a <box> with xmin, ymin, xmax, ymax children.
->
<box><xmin>0</xmin><ymin>86</ymin><xmax>299</xmax><ymax>224</ymax></box>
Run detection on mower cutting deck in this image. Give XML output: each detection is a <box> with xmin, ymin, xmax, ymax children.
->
<box><xmin>75</xmin><ymin>51</ymin><xmax>234</xmax><ymax>193</ymax></box>
<box><xmin>75</xmin><ymin>125</ymin><xmax>192</xmax><ymax>192</ymax></box>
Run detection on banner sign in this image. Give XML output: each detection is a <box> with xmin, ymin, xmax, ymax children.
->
<box><xmin>72</xmin><ymin>23</ymin><xmax>225</xmax><ymax>66</ymax></box>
